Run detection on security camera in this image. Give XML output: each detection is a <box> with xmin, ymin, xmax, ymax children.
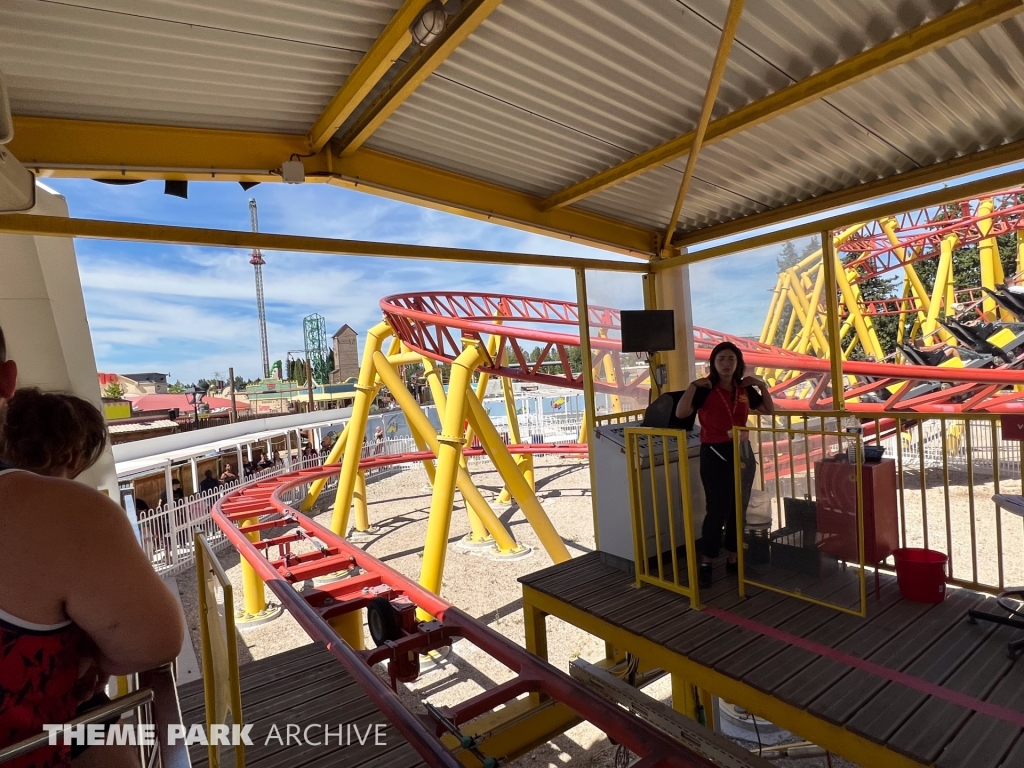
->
<box><xmin>0</xmin><ymin>69</ymin><xmax>36</xmax><ymax>213</ymax></box>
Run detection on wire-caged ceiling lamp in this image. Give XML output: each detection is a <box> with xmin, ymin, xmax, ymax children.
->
<box><xmin>411</xmin><ymin>0</ymin><xmax>462</xmax><ymax>47</ymax></box>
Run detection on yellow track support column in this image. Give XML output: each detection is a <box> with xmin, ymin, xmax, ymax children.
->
<box><xmin>422</xmin><ymin>357</ymin><xmax>490</xmax><ymax>543</ymax></box>
<box><xmin>419</xmin><ymin>342</ymin><xmax>484</xmax><ymax>598</ymax></box>
<box><xmin>352</xmin><ymin>470</ymin><xmax>371</xmax><ymax>533</ymax></box>
<box><xmin>597</xmin><ymin>329</ymin><xmax>622</xmax><ymax>412</ymax></box>
<box><xmin>237</xmin><ymin>518</ymin><xmax>283</xmax><ymax>626</ymax></box>
<box><xmin>923</xmin><ymin>235</ymin><xmax>959</xmax><ymax>341</ymax></box>
<box><xmin>671</xmin><ymin>672</ymin><xmax>700</xmax><ymax>722</ymax></box>
<box><xmin>331</xmin><ymin>321</ymin><xmax>393</xmax><ymax>536</ymax></box>
<box><xmin>881</xmin><ymin>215</ymin><xmax>930</xmax><ymax>328</ymax></box>
<box><xmin>464</xmin><ymin>330</ymin><xmax>502</xmax><ymax>448</ymax></box>
<box><xmin>834</xmin><ymin>259</ymin><xmax>884</xmax><ymax>360</ymax></box>
<box><xmin>794</xmin><ymin>264</ymin><xmax>829</xmax><ymax>356</ymax></box>
<box><xmin>497</xmin><ymin>348</ymin><xmax>533</xmax><ymax>505</ymax></box>
<box><xmin>328</xmin><ymin>611</ymin><xmax>364</xmax><ymax>651</ymax></box>
<box><xmin>371</xmin><ymin>352</ymin><xmax>520</xmax><ymax>556</ymax></box>
<box><xmin>465</xmin><ymin>389</ymin><xmax>571</xmax><ymax>564</ymax></box>
<box><xmin>299</xmin><ymin>421</ymin><xmax>350</xmax><ymax>511</ymax></box>
<box><xmin>977</xmin><ymin>199</ymin><xmax>1004</xmax><ymax>320</ymax></box>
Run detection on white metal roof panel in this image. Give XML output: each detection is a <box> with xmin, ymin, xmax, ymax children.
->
<box><xmin>0</xmin><ymin>0</ymin><xmax>403</xmax><ymax>133</ymax></box>
<box><xmin>3</xmin><ymin>0</ymin><xmax>1023</xmax><ymax>239</ymax></box>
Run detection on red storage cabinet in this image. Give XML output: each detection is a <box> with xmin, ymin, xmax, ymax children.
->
<box><xmin>814</xmin><ymin>458</ymin><xmax>899</xmax><ymax>570</ymax></box>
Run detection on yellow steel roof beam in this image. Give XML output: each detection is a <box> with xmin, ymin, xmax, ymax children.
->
<box><xmin>336</xmin><ymin>0</ymin><xmax>505</xmax><ymax>157</ymax></box>
<box><xmin>0</xmin><ymin>213</ymin><xmax>649</xmax><ymax>274</ymax></box>
<box><xmin>542</xmin><ymin>0</ymin><xmax>1024</xmax><ymax>212</ymax></box>
<box><xmin>10</xmin><ymin>116</ymin><xmax>657</xmax><ymax>256</ymax></box>
<box><xmin>307</xmin><ymin>0</ymin><xmax>433</xmax><ymax>153</ymax></box>
<box><xmin>661</xmin><ymin>0</ymin><xmax>745</xmax><ymax>255</ymax></box>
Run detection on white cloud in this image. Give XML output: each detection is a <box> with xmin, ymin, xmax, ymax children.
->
<box><xmin>48</xmin><ymin>178</ymin><xmax>787</xmax><ymax>381</ymax></box>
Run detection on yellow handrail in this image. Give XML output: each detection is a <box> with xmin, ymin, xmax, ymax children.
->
<box><xmin>624</xmin><ymin>427</ymin><xmax>701</xmax><ymax>609</ymax></box>
<box><xmin>196</xmin><ymin>533</ymin><xmax>246</xmax><ymax>768</ymax></box>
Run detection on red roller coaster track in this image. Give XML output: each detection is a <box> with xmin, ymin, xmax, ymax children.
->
<box><xmin>839</xmin><ymin>186</ymin><xmax>1024</xmax><ymax>281</ymax></box>
<box><xmin>380</xmin><ymin>292</ymin><xmax>1024</xmax><ymax>413</ymax></box>
<box><xmin>212</xmin><ymin>452</ymin><xmax>725</xmax><ymax>768</ymax></box>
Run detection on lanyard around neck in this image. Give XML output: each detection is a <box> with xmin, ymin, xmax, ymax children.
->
<box><xmin>714</xmin><ymin>385</ymin><xmax>742</xmax><ymax>421</ymax></box>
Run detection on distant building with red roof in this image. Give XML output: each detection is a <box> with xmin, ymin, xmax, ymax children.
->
<box><xmin>127</xmin><ymin>393</ymin><xmax>249</xmax><ymax>418</ymax></box>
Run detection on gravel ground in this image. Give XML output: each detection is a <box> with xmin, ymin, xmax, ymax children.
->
<box><xmin>176</xmin><ymin>455</ymin><xmax>860</xmax><ymax>767</ymax></box>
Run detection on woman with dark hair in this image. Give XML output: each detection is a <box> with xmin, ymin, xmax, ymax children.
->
<box><xmin>675</xmin><ymin>342</ymin><xmax>774</xmax><ymax>588</ymax></box>
<box><xmin>0</xmin><ymin>389</ymin><xmax>109</xmax><ymax>479</ymax></box>
<box><xmin>0</xmin><ymin>388</ymin><xmax>183</xmax><ymax>767</ymax></box>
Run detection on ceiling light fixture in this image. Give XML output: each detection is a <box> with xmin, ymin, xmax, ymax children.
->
<box><xmin>411</xmin><ymin>1</ymin><xmax>447</xmax><ymax>46</ymax></box>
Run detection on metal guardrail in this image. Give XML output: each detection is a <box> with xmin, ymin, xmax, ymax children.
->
<box><xmin>0</xmin><ymin>665</ymin><xmax>187</xmax><ymax>768</ymax></box>
<box><xmin>624</xmin><ymin>427</ymin><xmax>702</xmax><ymax>609</ymax></box>
<box><xmin>737</xmin><ymin>422</ymin><xmax>867</xmax><ymax>618</ymax></box>
<box><xmin>195</xmin><ymin>534</ymin><xmax>245</xmax><ymax>768</ymax></box>
<box><xmin>595</xmin><ymin>408</ymin><xmax>645</xmax><ymax>427</ymax></box>
<box><xmin>762</xmin><ymin>411</ymin><xmax>1024</xmax><ymax>595</ymax></box>
<box><xmin>622</xmin><ymin>420</ymin><xmax>870</xmax><ymax>617</ymax></box>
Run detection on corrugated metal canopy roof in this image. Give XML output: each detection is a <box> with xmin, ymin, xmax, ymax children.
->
<box><xmin>3</xmin><ymin>0</ymin><xmax>1023</xmax><ymax>249</ymax></box>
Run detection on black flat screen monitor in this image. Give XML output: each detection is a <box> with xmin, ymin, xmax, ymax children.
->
<box><xmin>620</xmin><ymin>310</ymin><xmax>675</xmax><ymax>353</ymax></box>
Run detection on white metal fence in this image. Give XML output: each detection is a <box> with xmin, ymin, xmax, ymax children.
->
<box><xmin>876</xmin><ymin>417</ymin><xmax>1023</xmax><ymax>479</ymax></box>
<box><xmin>135</xmin><ymin>416</ymin><xmax>587</xmax><ymax>577</ymax></box>
<box><xmin>137</xmin><ymin>437</ymin><xmax>419</xmax><ymax>576</ymax></box>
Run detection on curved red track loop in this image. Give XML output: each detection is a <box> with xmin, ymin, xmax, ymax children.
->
<box><xmin>839</xmin><ymin>185</ymin><xmax>1024</xmax><ymax>281</ymax></box>
<box><xmin>211</xmin><ymin>455</ymin><xmax>719</xmax><ymax>768</ymax></box>
<box><xmin>381</xmin><ymin>291</ymin><xmax>1024</xmax><ymax>413</ymax></box>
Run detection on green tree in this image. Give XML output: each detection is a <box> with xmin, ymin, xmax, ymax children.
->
<box><xmin>102</xmin><ymin>381</ymin><xmax>124</xmax><ymax>399</ymax></box>
<box><xmin>567</xmin><ymin>345</ymin><xmax>583</xmax><ymax>373</ymax></box>
<box><xmin>168</xmin><ymin>380</ymin><xmax>186</xmax><ymax>394</ymax></box>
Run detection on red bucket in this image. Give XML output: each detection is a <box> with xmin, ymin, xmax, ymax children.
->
<box><xmin>894</xmin><ymin>548</ymin><xmax>948</xmax><ymax>603</ymax></box>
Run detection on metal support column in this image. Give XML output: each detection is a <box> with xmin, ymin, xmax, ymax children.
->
<box><xmin>821</xmin><ymin>230</ymin><xmax>846</xmax><ymax>411</ymax></box>
<box><xmin>576</xmin><ymin>268</ymin><xmax>601</xmax><ymax>549</ymax></box>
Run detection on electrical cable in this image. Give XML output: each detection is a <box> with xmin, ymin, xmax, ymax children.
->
<box><xmin>751</xmin><ymin>713</ymin><xmax>762</xmax><ymax>757</ymax></box>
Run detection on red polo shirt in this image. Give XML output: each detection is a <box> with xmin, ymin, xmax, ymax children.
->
<box><xmin>692</xmin><ymin>384</ymin><xmax>762</xmax><ymax>444</ymax></box>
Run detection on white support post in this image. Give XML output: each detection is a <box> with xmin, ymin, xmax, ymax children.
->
<box><xmin>163</xmin><ymin>460</ymin><xmax>177</xmax><ymax>568</ymax></box>
<box><xmin>285</xmin><ymin>431</ymin><xmax>293</xmax><ymax>471</ymax></box>
<box><xmin>235</xmin><ymin>444</ymin><xmax>244</xmax><ymax>481</ymax></box>
<box><xmin>656</xmin><ymin>263</ymin><xmax>696</xmax><ymax>389</ymax></box>
<box><xmin>188</xmin><ymin>456</ymin><xmax>198</xmax><ymax>496</ymax></box>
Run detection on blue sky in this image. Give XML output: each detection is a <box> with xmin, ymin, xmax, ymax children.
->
<box><xmin>52</xmin><ymin>158</ymin><xmax>1021</xmax><ymax>384</ymax></box>
<box><xmin>45</xmin><ymin>179</ymin><xmax>789</xmax><ymax>383</ymax></box>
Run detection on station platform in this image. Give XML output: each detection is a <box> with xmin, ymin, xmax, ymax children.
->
<box><xmin>178</xmin><ymin>643</ymin><xmax>427</xmax><ymax>768</ymax></box>
<box><xmin>520</xmin><ymin>553</ymin><xmax>1024</xmax><ymax>768</ymax></box>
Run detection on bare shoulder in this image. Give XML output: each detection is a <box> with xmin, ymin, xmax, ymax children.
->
<box><xmin>3</xmin><ymin>472</ymin><xmax>129</xmax><ymax>534</ymax></box>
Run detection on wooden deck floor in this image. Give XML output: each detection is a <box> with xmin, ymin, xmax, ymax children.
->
<box><xmin>178</xmin><ymin>644</ymin><xmax>428</xmax><ymax>768</ymax></box>
<box><xmin>520</xmin><ymin>553</ymin><xmax>1024</xmax><ymax>768</ymax></box>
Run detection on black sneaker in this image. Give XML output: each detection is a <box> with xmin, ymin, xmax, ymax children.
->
<box><xmin>726</xmin><ymin>560</ymin><xmax>739</xmax><ymax>576</ymax></box>
<box><xmin>698</xmin><ymin>563</ymin><xmax>713</xmax><ymax>589</ymax></box>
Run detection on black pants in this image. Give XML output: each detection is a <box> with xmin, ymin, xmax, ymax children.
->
<box><xmin>699</xmin><ymin>441</ymin><xmax>756</xmax><ymax>559</ymax></box>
